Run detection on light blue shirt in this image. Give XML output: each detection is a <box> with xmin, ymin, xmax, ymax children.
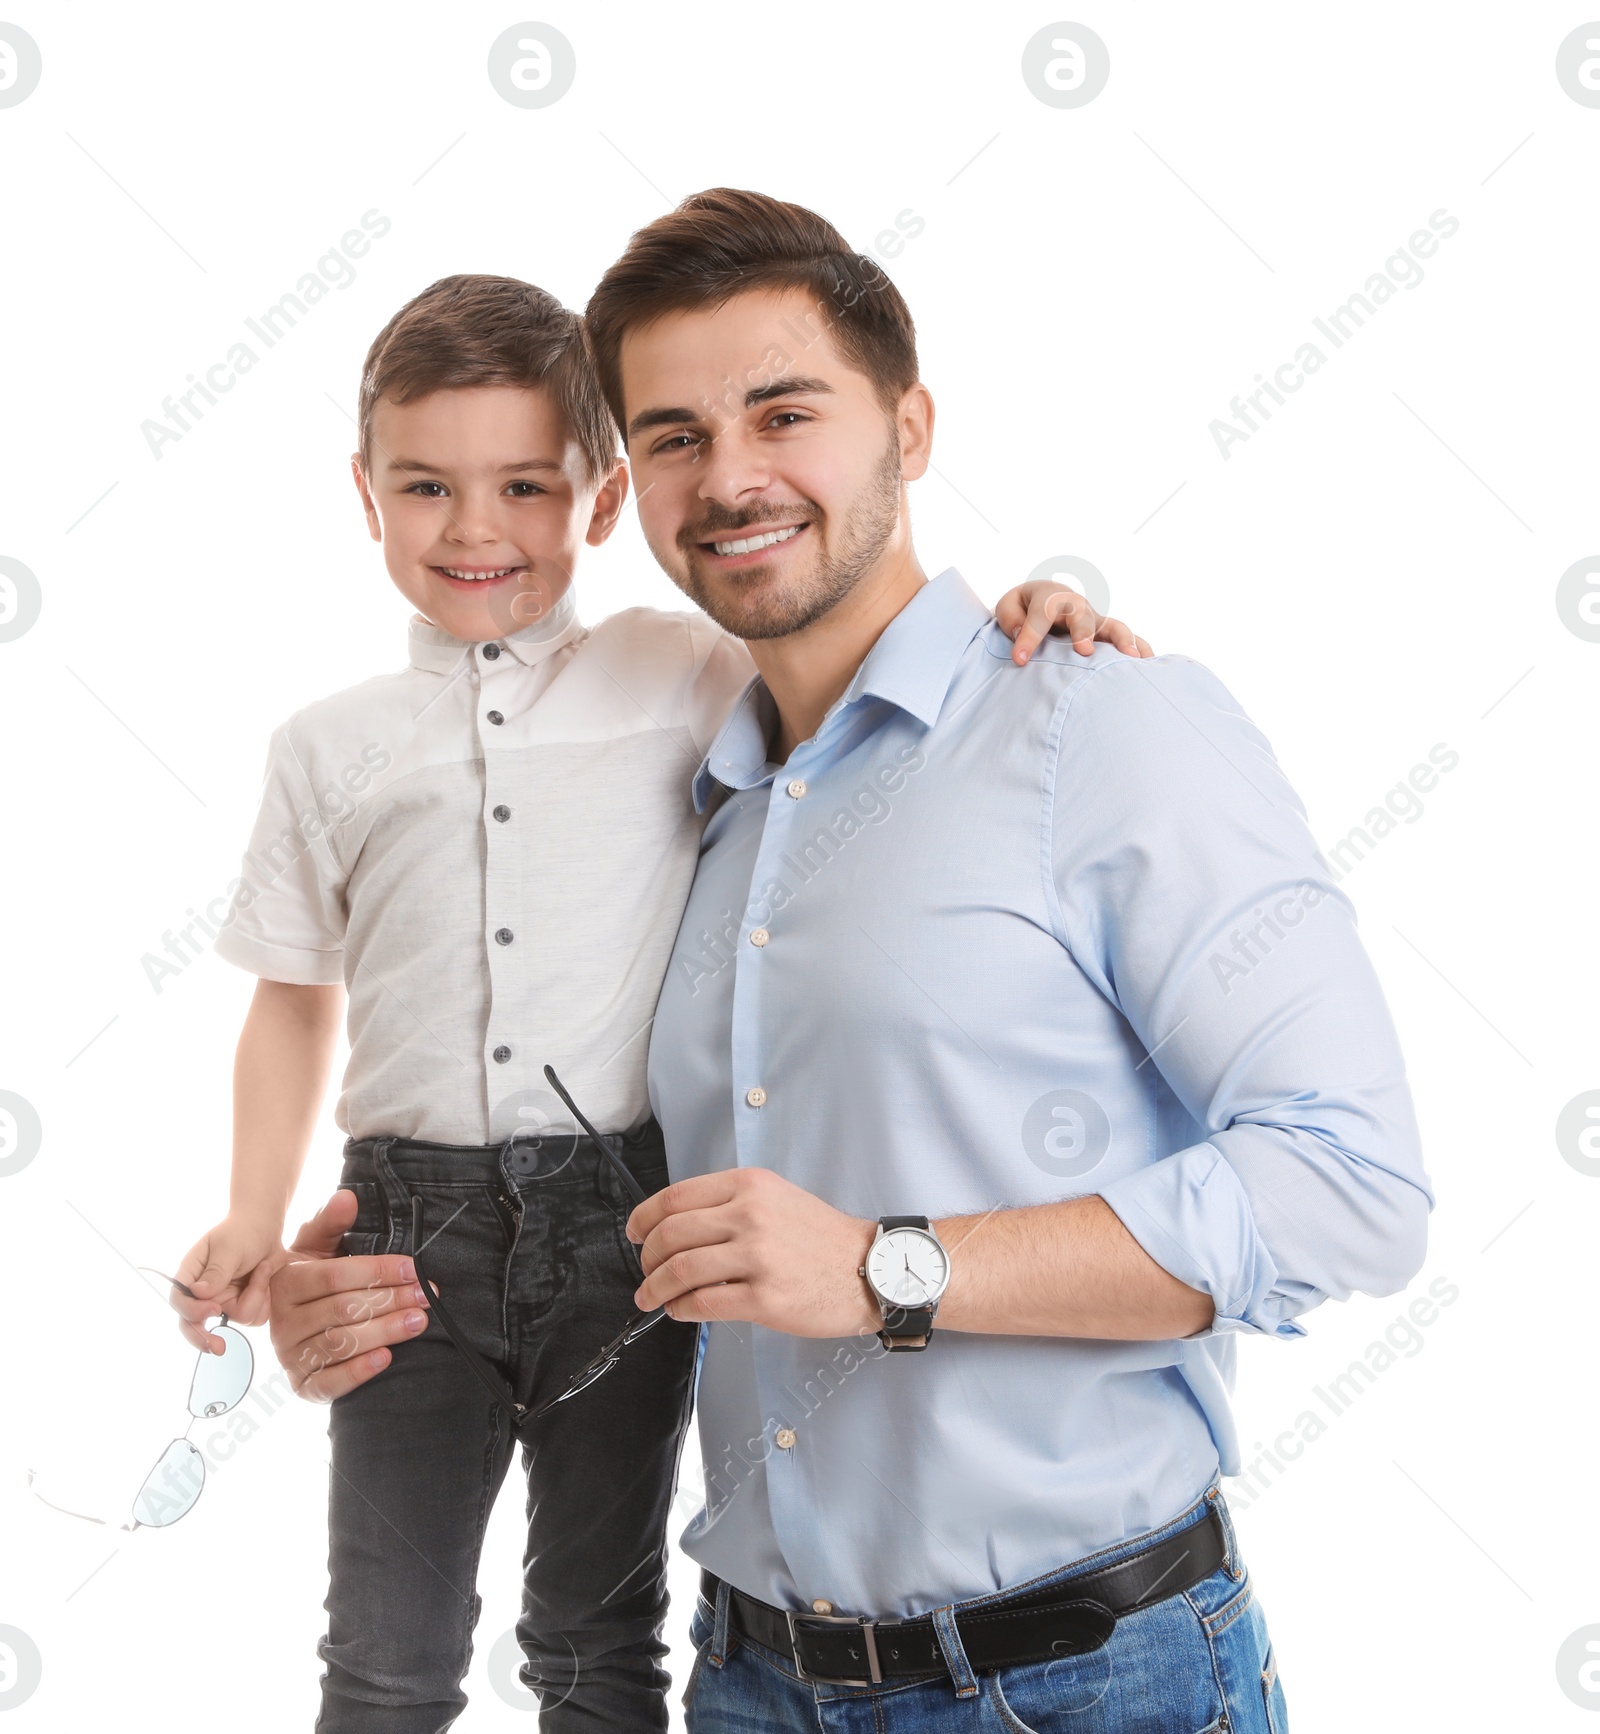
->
<box><xmin>648</xmin><ymin>569</ymin><xmax>1432</xmax><ymax>1618</ymax></box>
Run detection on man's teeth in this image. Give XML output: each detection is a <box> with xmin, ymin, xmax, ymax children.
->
<box><xmin>440</xmin><ymin>566</ymin><xmax>518</xmax><ymax>581</ymax></box>
<box><xmin>712</xmin><ymin>525</ymin><xmax>803</xmax><ymax>556</ymax></box>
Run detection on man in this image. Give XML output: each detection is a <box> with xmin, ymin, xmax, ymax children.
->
<box><xmin>272</xmin><ymin>190</ymin><xmax>1430</xmax><ymax>1731</ymax></box>
<box><xmin>582</xmin><ymin>189</ymin><xmax>1430</xmax><ymax>1731</ymax></box>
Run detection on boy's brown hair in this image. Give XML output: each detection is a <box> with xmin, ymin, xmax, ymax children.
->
<box><xmin>357</xmin><ymin>274</ymin><xmax>617</xmax><ymax>482</ymax></box>
<box><xmin>583</xmin><ymin>188</ymin><xmax>919</xmax><ymax>434</ymax></box>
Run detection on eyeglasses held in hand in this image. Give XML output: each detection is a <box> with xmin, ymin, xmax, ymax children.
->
<box><xmin>409</xmin><ymin>1065</ymin><xmax>670</xmax><ymax>1430</ymax></box>
<box><xmin>30</xmin><ymin>1283</ymin><xmax>254</xmax><ymax>1530</ymax></box>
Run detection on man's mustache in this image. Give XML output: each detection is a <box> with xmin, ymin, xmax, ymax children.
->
<box><xmin>677</xmin><ymin>505</ymin><xmax>819</xmax><ymax>551</ymax></box>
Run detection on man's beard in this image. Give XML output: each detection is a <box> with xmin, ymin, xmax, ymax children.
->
<box><xmin>666</xmin><ymin>432</ymin><xmax>903</xmax><ymax>641</ymax></box>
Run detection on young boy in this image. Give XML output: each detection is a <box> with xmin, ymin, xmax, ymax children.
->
<box><xmin>170</xmin><ymin>272</ymin><xmax>1145</xmax><ymax>1732</ymax></box>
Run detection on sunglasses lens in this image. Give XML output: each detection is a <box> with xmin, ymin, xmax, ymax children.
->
<box><xmin>131</xmin><ymin>1440</ymin><xmax>205</xmax><ymax>1528</ymax></box>
<box><xmin>623</xmin><ymin>1311</ymin><xmax>666</xmax><ymax>1345</ymax></box>
<box><xmin>188</xmin><ymin>1324</ymin><xmax>253</xmax><ymax>1419</ymax></box>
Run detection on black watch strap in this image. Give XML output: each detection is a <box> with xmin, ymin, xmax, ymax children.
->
<box><xmin>875</xmin><ymin>1216</ymin><xmax>935</xmax><ymax>1351</ymax></box>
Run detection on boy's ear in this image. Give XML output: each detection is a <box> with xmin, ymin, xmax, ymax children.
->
<box><xmin>351</xmin><ymin>455</ymin><xmax>382</xmax><ymax>543</ymax></box>
<box><xmin>584</xmin><ymin>460</ymin><xmax>630</xmax><ymax>548</ymax></box>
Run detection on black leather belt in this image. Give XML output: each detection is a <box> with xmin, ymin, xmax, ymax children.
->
<box><xmin>701</xmin><ymin>1503</ymin><xmax>1227</xmax><ymax>1686</ymax></box>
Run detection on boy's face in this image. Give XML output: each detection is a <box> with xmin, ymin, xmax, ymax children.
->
<box><xmin>619</xmin><ymin>287</ymin><xmax>930</xmax><ymax>640</ymax></box>
<box><xmin>353</xmin><ymin>384</ymin><xmax>625</xmax><ymax>643</ymax></box>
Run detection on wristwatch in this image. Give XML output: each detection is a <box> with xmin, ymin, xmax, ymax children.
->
<box><xmin>859</xmin><ymin>1215</ymin><xmax>951</xmax><ymax>1350</ymax></box>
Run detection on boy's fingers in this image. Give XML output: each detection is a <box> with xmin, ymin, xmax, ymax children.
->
<box><xmin>177</xmin><ymin>1316</ymin><xmax>228</xmax><ymax>1355</ymax></box>
<box><xmin>1134</xmin><ymin>633</ymin><xmax>1153</xmax><ymax>658</ymax></box>
<box><xmin>993</xmin><ymin>591</ymin><xmax>1026</xmax><ymax>638</ymax></box>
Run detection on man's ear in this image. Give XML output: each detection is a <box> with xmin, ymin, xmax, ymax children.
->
<box><xmin>585</xmin><ymin>459</ymin><xmax>631</xmax><ymax>548</ymax></box>
<box><xmin>351</xmin><ymin>455</ymin><xmax>382</xmax><ymax>543</ymax></box>
<box><xmin>895</xmin><ymin>384</ymin><xmax>935</xmax><ymax>483</ymax></box>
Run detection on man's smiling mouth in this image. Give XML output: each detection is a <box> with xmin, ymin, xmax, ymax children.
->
<box><xmin>701</xmin><ymin>524</ymin><xmax>808</xmax><ymax>558</ymax></box>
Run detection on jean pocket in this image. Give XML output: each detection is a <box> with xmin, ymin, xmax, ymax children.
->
<box><xmin>681</xmin><ymin>1597</ymin><xmax>716</xmax><ymax>1711</ymax></box>
<box><xmin>1261</xmin><ymin>1643</ymin><xmax>1287</xmax><ymax>1734</ymax></box>
<box><xmin>337</xmin><ymin>1179</ymin><xmax>389</xmax><ymax>1258</ymax></box>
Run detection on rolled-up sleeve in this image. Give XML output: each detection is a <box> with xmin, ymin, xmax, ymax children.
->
<box><xmin>212</xmin><ymin>722</ymin><xmax>349</xmax><ymax>985</ymax></box>
<box><xmin>1045</xmin><ymin>655</ymin><xmax>1433</xmax><ymax>1338</ymax></box>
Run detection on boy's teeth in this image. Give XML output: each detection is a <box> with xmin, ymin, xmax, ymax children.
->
<box><xmin>712</xmin><ymin>525</ymin><xmax>803</xmax><ymax>557</ymax></box>
<box><xmin>440</xmin><ymin>566</ymin><xmax>517</xmax><ymax>581</ymax></box>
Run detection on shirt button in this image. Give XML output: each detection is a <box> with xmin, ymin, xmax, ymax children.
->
<box><xmin>493</xmin><ymin>1045</ymin><xmax>511</xmax><ymax>1064</ymax></box>
<box><xmin>482</xmin><ymin>643</ymin><xmax>501</xmax><ymax>660</ymax></box>
<box><xmin>786</xmin><ymin>779</ymin><xmax>807</xmax><ymax>799</ymax></box>
<box><xmin>749</xmin><ymin>928</ymin><xmax>770</xmax><ymax>947</ymax></box>
<box><xmin>492</xmin><ymin>805</ymin><xmax>511</xmax><ymax>822</ymax></box>
<box><xmin>745</xmin><ymin>1086</ymin><xmax>767</xmax><ymax>1108</ymax></box>
<box><xmin>495</xmin><ymin>928</ymin><xmax>514</xmax><ymax>946</ymax></box>
<box><xmin>774</xmin><ymin>1427</ymin><xmax>796</xmax><ymax>1450</ymax></box>
<box><xmin>486</xmin><ymin>710</ymin><xmax>505</xmax><ymax>726</ymax></box>
<box><xmin>811</xmin><ymin>1598</ymin><xmax>833</xmax><ymax>1615</ymax></box>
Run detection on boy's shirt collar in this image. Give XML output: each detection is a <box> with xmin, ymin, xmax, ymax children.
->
<box><xmin>407</xmin><ymin>585</ymin><xmax>585</xmax><ymax>675</ymax></box>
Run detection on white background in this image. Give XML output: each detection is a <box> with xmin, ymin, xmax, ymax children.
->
<box><xmin>2</xmin><ymin>2</ymin><xmax>1597</xmax><ymax>1728</ymax></box>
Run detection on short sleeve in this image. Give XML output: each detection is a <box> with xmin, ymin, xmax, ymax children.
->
<box><xmin>211</xmin><ymin>723</ymin><xmax>349</xmax><ymax>985</ymax></box>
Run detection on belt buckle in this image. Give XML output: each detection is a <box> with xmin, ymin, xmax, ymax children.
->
<box><xmin>785</xmin><ymin>1608</ymin><xmax>884</xmax><ymax>1685</ymax></box>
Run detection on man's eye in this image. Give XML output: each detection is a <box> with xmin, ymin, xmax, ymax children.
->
<box><xmin>652</xmin><ymin>433</ymin><xmax>702</xmax><ymax>455</ymax></box>
<box><xmin>764</xmin><ymin>412</ymin><xmax>809</xmax><ymax>430</ymax></box>
<box><xmin>405</xmin><ymin>481</ymin><xmax>448</xmax><ymax>498</ymax></box>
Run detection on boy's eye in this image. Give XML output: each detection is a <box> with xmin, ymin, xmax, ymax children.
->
<box><xmin>404</xmin><ymin>480</ymin><xmax>449</xmax><ymax>498</ymax></box>
<box><xmin>505</xmin><ymin>481</ymin><xmax>545</xmax><ymax>497</ymax></box>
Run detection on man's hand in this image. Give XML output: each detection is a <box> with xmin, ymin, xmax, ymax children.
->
<box><xmin>268</xmin><ymin>1190</ymin><xmax>431</xmax><ymax>1403</ymax></box>
<box><xmin>626</xmin><ymin>1168</ymin><xmax>880</xmax><ymax>1338</ymax></box>
<box><xmin>993</xmin><ymin>581</ymin><xmax>1154</xmax><ymax>666</ymax></box>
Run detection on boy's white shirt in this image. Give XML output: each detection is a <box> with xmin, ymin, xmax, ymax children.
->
<box><xmin>214</xmin><ymin>587</ymin><xmax>755</xmax><ymax>1143</ymax></box>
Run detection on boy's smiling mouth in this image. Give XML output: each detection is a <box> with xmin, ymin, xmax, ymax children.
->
<box><xmin>432</xmin><ymin>563</ymin><xmax>526</xmax><ymax>587</ymax></box>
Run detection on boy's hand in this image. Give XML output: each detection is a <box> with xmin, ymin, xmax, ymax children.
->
<box><xmin>268</xmin><ymin>1190</ymin><xmax>431</xmax><ymax>1403</ymax></box>
<box><xmin>171</xmin><ymin>1217</ymin><xmax>289</xmax><ymax>1355</ymax></box>
<box><xmin>994</xmin><ymin>581</ymin><xmax>1153</xmax><ymax>666</ymax></box>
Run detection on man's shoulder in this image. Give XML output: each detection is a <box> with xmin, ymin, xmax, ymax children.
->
<box><xmin>969</xmin><ymin>624</ymin><xmax>1233</xmax><ymax>718</ymax></box>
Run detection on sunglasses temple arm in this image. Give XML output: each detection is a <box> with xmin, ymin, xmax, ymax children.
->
<box><xmin>542</xmin><ymin>1065</ymin><xmax>648</xmax><ymax>1209</ymax></box>
<box><xmin>409</xmin><ymin>1197</ymin><xmax>526</xmax><ymax>1426</ymax></box>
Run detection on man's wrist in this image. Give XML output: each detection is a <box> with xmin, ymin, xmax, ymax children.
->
<box><xmin>847</xmin><ymin>1217</ymin><xmax>881</xmax><ymax>1334</ymax></box>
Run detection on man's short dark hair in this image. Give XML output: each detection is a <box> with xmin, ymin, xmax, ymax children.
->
<box><xmin>583</xmin><ymin>188</ymin><xmax>919</xmax><ymax>433</ymax></box>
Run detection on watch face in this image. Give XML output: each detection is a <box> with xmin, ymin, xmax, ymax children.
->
<box><xmin>866</xmin><ymin>1228</ymin><xmax>950</xmax><ymax>1309</ymax></box>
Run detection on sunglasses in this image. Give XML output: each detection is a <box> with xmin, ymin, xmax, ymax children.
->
<box><xmin>29</xmin><ymin>1294</ymin><xmax>254</xmax><ymax>1530</ymax></box>
<box><xmin>410</xmin><ymin>1066</ymin><xmax>669</xmax><ymax>1429</ymax></box>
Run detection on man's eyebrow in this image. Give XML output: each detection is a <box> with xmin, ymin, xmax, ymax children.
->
<box><xmin>627</xmin><ymin>376</ymin><xmax>836</xmax><ymax>440</ymax></box>
<box><xmin>744</xmin><ymin>375</ymin><xmax>834</xmax><ymax>408</ymax></box>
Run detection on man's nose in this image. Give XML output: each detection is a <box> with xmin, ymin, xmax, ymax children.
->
<box><xmin>694</xmin><ymin>428</ymin><xmax>773</xmax><ymax>507</ymax></box>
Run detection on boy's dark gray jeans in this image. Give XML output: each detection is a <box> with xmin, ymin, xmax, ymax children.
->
<box><xmin>314</xmin><ymin>1122</ymin><xmax>698</xmax><ymax>1733</ymax></box>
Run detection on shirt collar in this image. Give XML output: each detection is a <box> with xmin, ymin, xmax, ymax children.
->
<box><xmin>691</xmin><ymin>568</ymin><xmax>991</xmax><ymax>812</ymax></box>
<box><xmin>406</xmin><ymin>584</ymin><xmax>585</xmax><ymax>675</ymax></box>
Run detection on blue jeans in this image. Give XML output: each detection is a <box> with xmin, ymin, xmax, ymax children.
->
<box><xmin>682</xmin><ymin>1480</ymin><xmax>1288</xmax><ymax>1733</ymax></box>
<box><xmin>314</xmin><ymin>1125</ymin><xmax>698</xmax><ymax>1732</ymax></box>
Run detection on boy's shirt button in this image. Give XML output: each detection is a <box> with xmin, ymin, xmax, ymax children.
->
<box><xmin>495</xmin><ymin>928</ymin><xmax>514</xmax><ymax>946</ymax></box>
<box><xmin>493</xmin><ymin>1045</ymin><xmax>512</xmax><ymax>1063</ymax></box>
<box><xmin>486</xmin><ymin>709</ymin><xmax>505</xmax><ymax>726</ymax></box>
<box><xmin>493</xmin><ymin>805</ymin><xmax>511</xmax><ymax>822</ymax></box>
<box><xmin>482</xmin><ymin>643</ymin><xmax>502</xmax><ymax>659</ymax></box>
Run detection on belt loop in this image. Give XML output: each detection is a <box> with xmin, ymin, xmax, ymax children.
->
<box><xmin>371</xmin><ymin>1137</ymin><xmax>403</xmax><ymax>1254</ymax></box>
<box><xmin>930</xmin><ymin>1604</ymin><xmax>978</xmax><ymax>1699</ymax></box>
<box><xmin>707</xmin><ymin>1577</ymin><xmax>734</xmax><ymax>1668</ymax></box>
<box><xmin>1206</xmin><ymin>1478</ymin><xmax>1245</xmax><ymax>1581</ymax></box>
